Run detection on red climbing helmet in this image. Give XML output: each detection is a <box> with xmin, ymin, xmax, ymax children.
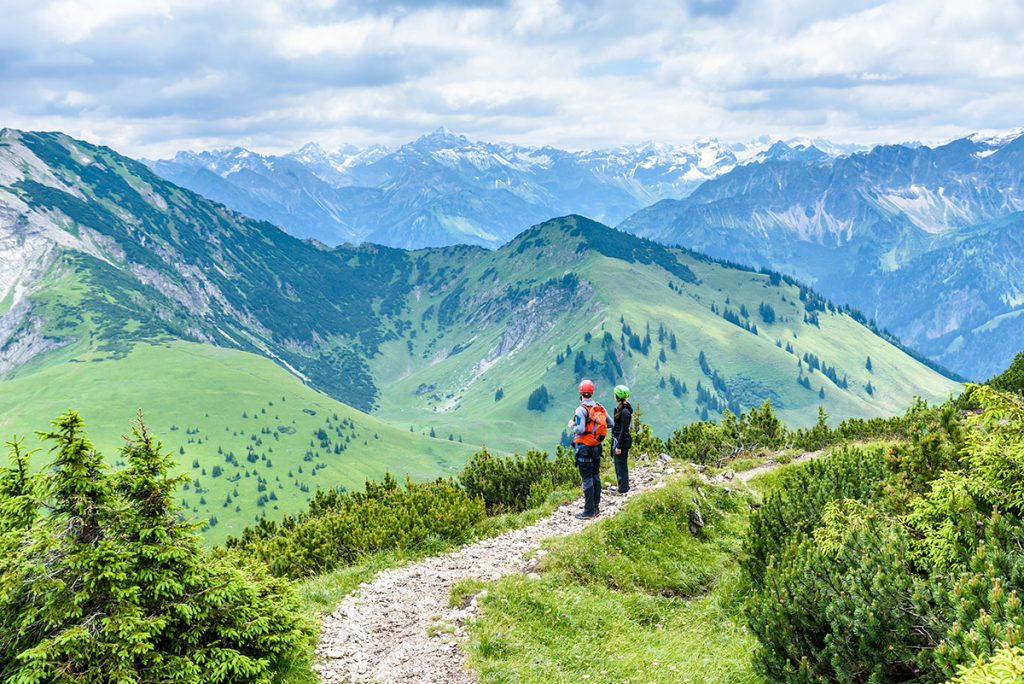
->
<box><xmin>578</xmin><ymin>379</ymin><xmax>595</xmax><ymax>395</ymax></box>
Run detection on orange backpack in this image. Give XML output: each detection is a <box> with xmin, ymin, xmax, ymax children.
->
<box><xmin>575</xmin><ymin>403</ymin><xmax>609</xmax><ymax>446</ymax></box>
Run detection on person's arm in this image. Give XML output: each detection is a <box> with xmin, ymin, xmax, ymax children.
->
<box><xmin>570</xmin><ymin>406</ymin><xmax>586</xmax><ymax>436</ymax></box>
<box><xmin>615</xmin><ymin>406</ymin><xmax>630</xmax><ymax>453</ymax></box>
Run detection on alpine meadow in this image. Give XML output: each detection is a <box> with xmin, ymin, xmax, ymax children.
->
<box><xmin>4</xmin><ymin>1</ymin><xmax>1024</xmax><ymax>681</ymax></box>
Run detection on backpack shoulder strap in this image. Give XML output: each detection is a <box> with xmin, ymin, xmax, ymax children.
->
<box><xmin>583</xmin><ymin>404</ymin><xmax>598</xmax><ymax>433</ymax></box>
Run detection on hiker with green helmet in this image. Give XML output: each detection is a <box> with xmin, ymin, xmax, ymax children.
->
<box><xmin>568</xmin><ymin>379</ymin><xmax>613</xmax><ymax>519</ymax></box>
<box><xmin>612</xmin><ymin>385</ymin><xmax>633</xmax><ymax>494</ymax></box>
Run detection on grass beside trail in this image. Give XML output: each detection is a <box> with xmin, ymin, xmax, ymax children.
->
<box><xmin>463</xmin><ymin>473</ymin><xmax>763</xmax><ymax>684</ymax></box>
<box><xmin>272</xmin><ymin>486</ymin><xmax>581</xmax><ymax>683</ymax></box>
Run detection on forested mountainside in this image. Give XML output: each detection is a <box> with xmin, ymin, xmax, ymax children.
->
<box><xmin>620</xmin><ymin>131</ymin><xmax>1024</xmax><ymax>380</ymax></box>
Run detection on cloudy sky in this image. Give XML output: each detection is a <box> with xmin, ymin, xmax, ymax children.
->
<box><xmin>1</xmin><ymin>0</ymin><xmax>1022</xmax><ymax>156</ymax></box>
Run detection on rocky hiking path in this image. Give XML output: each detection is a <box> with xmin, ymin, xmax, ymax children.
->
<box><xmin>728</xmin><ymin>449</ymin><xmax>823</xmax><ymax>484</ymax></box>
<box><xmin>312</xmin><ymin>449</ymin><xmax>822</xmax><ymax>683</ymax></box>
<box><xmin>313</xmin><ymin>455</ymin><xmax>678</xmax><ymax>684</ymax></box>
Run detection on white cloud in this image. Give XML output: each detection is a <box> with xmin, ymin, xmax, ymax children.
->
<box><xmin>1</xmin><ymin>0</ymin><xmax>1022</xmax><ymax>156</ymax></box>
<box><xmin>39</xmin><ymin>0</ymin><xmax>175</xmax><ymax>43</ymax></box>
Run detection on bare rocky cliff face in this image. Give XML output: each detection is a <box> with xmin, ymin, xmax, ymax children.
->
<box><xmin>0</xmin><ymin>134</ymin><xmax>115</xmax><ymax>306</ymax></box>
<box><xmin>0</xmin><ymin>299</ymin><xmax>66</xmax><ymax>375</ymax></box>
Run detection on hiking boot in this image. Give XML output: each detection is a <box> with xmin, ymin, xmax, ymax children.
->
<box><xmin>575</xmin><ymin>511</ymin><xmax>598</xmax><ymax>520</ymax></box>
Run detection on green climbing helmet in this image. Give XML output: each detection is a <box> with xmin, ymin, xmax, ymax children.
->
<box><xmin>614</xmin><ymin>384</ymin><xmax>630</xmax><ymax>400</ymax></box>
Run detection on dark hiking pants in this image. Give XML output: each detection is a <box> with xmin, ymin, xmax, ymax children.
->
<box><xmin>576</xmin><ymin>445</ymin><xmax>601</xmax><ymax>515</ymax></box>
<box><xmin>613</xmin><ymin>444</ymin><xmax>630</xmax><ymax>493</ymax></box>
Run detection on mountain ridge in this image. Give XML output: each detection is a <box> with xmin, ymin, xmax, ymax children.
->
<box><xmin>619</xmin><ymin>130</ymin><xmax>1024</xmax><ymax>379</ymax></box>
<box><xmin>147</xmin><ymin>130</ymin><xmax>860</xmax><ymax>249</ymax></box>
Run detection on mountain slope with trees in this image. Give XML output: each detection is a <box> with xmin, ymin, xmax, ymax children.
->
<box><xmin>619</xmin><ymin>132</ymin><xmax>1024</xmax><ymax>380</ymax></box>
<box><xmin>0</xmin><ymin>129</ymin><xmax>959</xmax><ymax>539</ymax></box>
<box><xmin>366</xmin><ymin>215</ymin><xmax>959</xmax><ymax>450</ymax></box>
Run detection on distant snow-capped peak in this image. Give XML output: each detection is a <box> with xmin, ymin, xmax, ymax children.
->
<box><xmin>154</xmin><ymin>131</ymin><xmax>863</xmax><ymax>211</ymax></box>
<box><xmin>967</xmin><ymin>127</ymin><xmax>1024</xmax><ymax>148</ymax></box>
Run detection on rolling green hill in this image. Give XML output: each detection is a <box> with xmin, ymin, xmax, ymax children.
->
<box><xmin>369</xmin><ymin>216</ymin><xmax>961</xmax><ymax>450</ymax></box>
<box><xmin>0</xmin><ymin>338</ymin><xmax>474</xmax><ymax>545</ymax></box>
<box><xmin>0</xmin><ymin>129</ymin><xmax>961</xmax><ymax>540</ymax></box>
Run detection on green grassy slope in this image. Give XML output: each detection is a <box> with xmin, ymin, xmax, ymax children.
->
<box><xmin>0</xmin><ymin>339</ymin><xmax>475</xmax><ymax>545</ymax></box>
<box><xmin>0</xmin><ymin>240</ymin><xmax>475</xmax><ymax>544</ymax></box>
<box><xmin>463</xmin><ymin>473</ymin><xmax>761</xmax><ymax>683</ymax></box>
<box><xmin>370</xmin><ymin>216</ymin><xmax>961</xmax><ymax>450</ymax></box>
<box><xmin>2</xmin><ymin>129</ymin><xmax>415</xmax><ymax>411</ymax></box>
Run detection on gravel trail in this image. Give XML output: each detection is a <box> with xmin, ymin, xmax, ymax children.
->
<box><xmin>313</xmin><ymin>448</ymin><xmax>824</xmax><ymax>683</ymax></box>
<box><xmin>729</xmin><ymin>449</ymin><xmax>825</xmax><ymax>484</ymax></box>
<box><xmin>313</xmin><ymin>455</ymin><xmax>676</xmax><ymax>684</ymax></box>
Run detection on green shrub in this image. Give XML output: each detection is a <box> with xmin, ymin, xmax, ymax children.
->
<box><xmin>743</xmin><ymin>385</ymin><xmax>1024</xmax><ymax>683</ymax></box>
<box><xmin>663</xmin><ymin>398</ymin><xmax>916</xmax><ymax>466</ymax></box>
<box><xmin>887</xmin><ymin>403</ymin><xmax>965</xmax><ymax>499</ymax></box>
<box><xmin>790</xmin><ymin>406</ymin><xmax>833</xmax><ymax>451</ymax></box>
<box><xmin>229</xmin><ymin>473</ymin><xmax>485</xmax><ymax>578</ymax></box>
<box><xmin>959</xmin><ymin>385</ymin><xmax>1024</xmax><ymax>511</ymax></box>
<box><xmin>988</xmin><ymin>351</ymin><xmax>1024</xmax><ymax>395</ymax></box>
<box><xmin>742</xmin><ymin>445</ymin><xmax>888</xmax><ymax>586</ymax></box>
<box><xmin>666</xmin><ymin>419</ymin><xmax>730</xmax><ymax>464</ymax></box>
<box><xmin>666</xmin><ymin>401</ymin><xmax>784</xmax><ymax>465</ymax></box>
<box><xmin>0</xmin><ymin>412</ymin><xmax>310</xmax><ymax>683</ymax></box>
<box><xmin>747</xmin><ymin>508</ymin><xmax>939</xmax><ymax>682</ymax></box>
<box><xmin>459</xmin><ymin>447</ymin><xmax>577</xmax><ymax>514</ymax></box>
<box><xmin>951</xmin><ymin>646</ymin><xmax>1024</xmax><ymax>683</ymax></box>
<box><xmin>929</xmin><ymin>512</ymin><xmax>1024</xmax><ymax>679</ymax></box>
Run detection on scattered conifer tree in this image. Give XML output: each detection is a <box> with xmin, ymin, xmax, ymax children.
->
<box><xmin>0</xmin><ymin>411</ymin><xmax>310</xmax><ymax>682</ymax></box>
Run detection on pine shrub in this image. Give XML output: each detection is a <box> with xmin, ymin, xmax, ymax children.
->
<box><xmin>742</xmin><ymin>445</ymin><xmax>888</xmax><ymax>586</ymax></box>
<box><xmin>743</xmin><ymin>383</ymin><xmax>1024</xmax><ymax>683</ymax></box>
<box><xmin>951</xmin><ymin>646</ymin><xmax>1024</xmax><ymax>683</ymax></box>
<box><xmin>665</xmin><ymin>401</ymin><xmax>786</xmax><ymax>464</ymax></box>
<box><xmin>929</xmin><ymin>512</ymin><xmax>1024</xmax><ymax>679</ymax></box>
<box><xmin>230</xmin><ymin>473</ymin><xmax>485</xmax><ymax>578</ymax></box>
<box><xmin>460</xmin><ymin>447</ymin><xmax>577</xmax><ymax>514</ymax></box>
<box><xmin>0</xmin><ymin>411</ymin><xmax>310</xmax><ymax>683</ymax></box>
<box><xmin>747</xmin><ymin>511</ymin><xmax>939</xmax><ymax>682</ymax></box>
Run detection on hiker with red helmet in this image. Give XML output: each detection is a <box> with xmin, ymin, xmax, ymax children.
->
<box><xmin>568</xmin><ymin>379</ymin><xmax>613</xmax><ymax>519</ymax></box>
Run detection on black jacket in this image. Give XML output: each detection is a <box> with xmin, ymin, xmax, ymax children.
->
<box><xmin>612</xmin><ymin>401</ymin><xmax>632</xmax><ymax>449</ymax></box>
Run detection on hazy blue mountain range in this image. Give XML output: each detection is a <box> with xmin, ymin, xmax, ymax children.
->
<box><xmin>148</xmin><ymin>129</ymin><xmax>857</xmax><ymax>249</ymax></box>
<box><xmin>619</xmin><ymin>129</ymin><xmax>1024</xmax><ymax>380</ymax></box>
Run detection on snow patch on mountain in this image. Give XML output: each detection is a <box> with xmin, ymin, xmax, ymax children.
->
<box><xmin>968</xmin><ymin>127</ymin><xmax>1024</xmax><ymax>147</ymax></box>
<box><xmin>148</xmin><ymin>130</ymin><xmax>862</xmax><ymax>249</ymax></box>
<box><xmin>875</xmin><ymin>186</ymin><xmax>978</xmax><ymax>234</ymax></box>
